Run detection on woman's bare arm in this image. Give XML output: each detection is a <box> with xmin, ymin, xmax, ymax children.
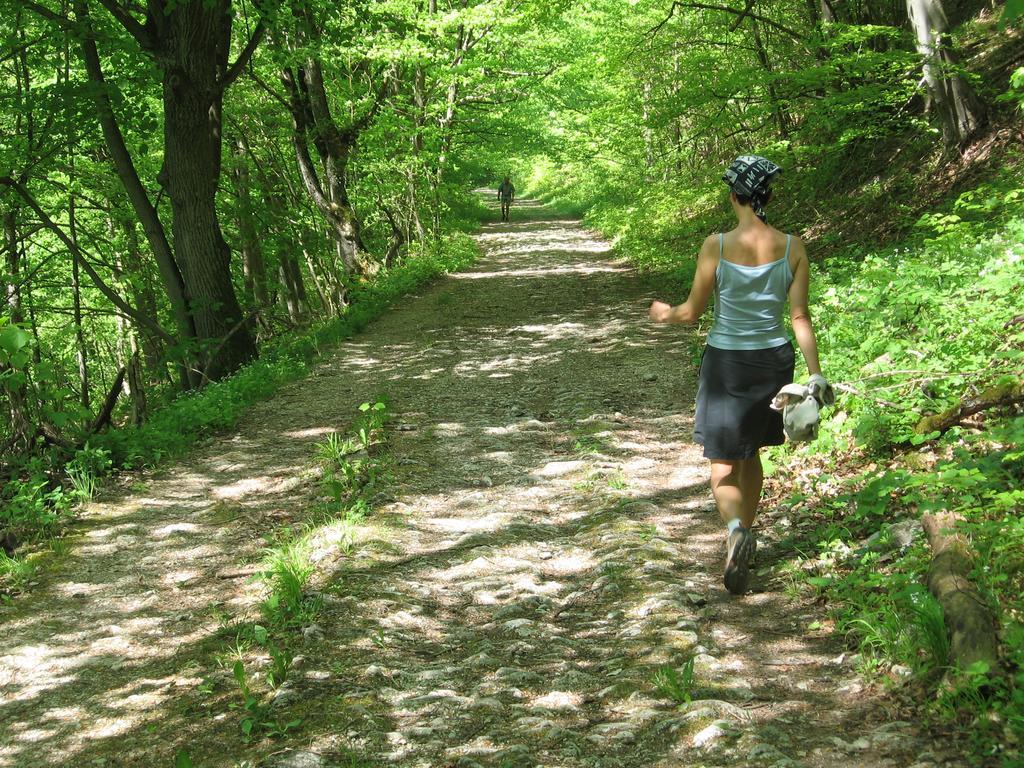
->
<box><xmin>788</xmin><ymin>238</ymin><xmax>822</xmax><ymax>375</ymax></box>
<box><xmin>649</xmin><ymin>235</ymin><xmax>717</xmax><ymax>324</ymax></box>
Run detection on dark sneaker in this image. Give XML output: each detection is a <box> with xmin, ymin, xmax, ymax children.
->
<box><xmin>724</xmin><ymin>526</ymin><xmax>754</xmax><ymax>595</ymax></box>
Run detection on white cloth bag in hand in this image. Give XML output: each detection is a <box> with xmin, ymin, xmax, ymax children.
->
<box><xmin>770</xmin><ymin>376</ymin><xmax>834</xmax><ymax>442</ymax></box>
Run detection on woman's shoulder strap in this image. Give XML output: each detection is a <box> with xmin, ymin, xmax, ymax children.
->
<box><xmin>784</xmin><ymin>233</ymin><xmax>803</xmax><ymax>279</ymax></box>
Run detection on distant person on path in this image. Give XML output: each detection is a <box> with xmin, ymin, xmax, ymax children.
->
<box><xmin>497</xmin><ymin>175</ymin><xmax>516</xmax><ymax>221</ymax></box>
<box><xmin>648</xmin><ymin>155</ymin><xmax>826</xmax><ymax>595</ymax></box>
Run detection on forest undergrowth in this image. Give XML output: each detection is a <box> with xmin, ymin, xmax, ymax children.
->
<box><xmin>759</xmin><ymin>213</ymin><xmax>1024</xmax><ymax>765</ymax></box>
<box><xmin>0</xmin><ymin>232</ymin><xmax>478</xmax><ymax>594</ymax></box>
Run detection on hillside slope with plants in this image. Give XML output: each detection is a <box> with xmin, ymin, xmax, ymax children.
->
<box><xmin>519</xmin><ymin>1</ymin><xmax>1024</xmax><ymax>763</ymax></box>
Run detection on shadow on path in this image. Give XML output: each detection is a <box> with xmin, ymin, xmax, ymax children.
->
<box><xmin>0</xmin><ymin>201</ymin><xmax>939</xmax><ymax>768</ymax></box>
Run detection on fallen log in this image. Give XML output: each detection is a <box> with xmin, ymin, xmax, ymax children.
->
<box><xmin>921</xmin><ymin>512</ymin><xmax>999</xmax><ymax>672</ymax></box>
<box><xmin>38</xmin><ymin>420</ymin><xmax>74</xmax><ymax>450</ymax></box>
<box><xmin>915</xmin><ymin>379</ymin><xmax>1024</xmax><ymax>436</ymax></box>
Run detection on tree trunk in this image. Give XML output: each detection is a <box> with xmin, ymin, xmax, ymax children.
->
<box><xmin>921</xmin><ymin>512</ymin><xmax>999</xmax><ymax>672</ymax></box>
<box><xmin>232</xmin><ymin>136</ymin><xmax>271</xmax><ymax>334</ymax></box>
<box><xmin>301</xmin><ymin>246</ymin><xmax>335</xmax><ymax>316</ymax></box>
<box><xmin>114</xmin><ymin>297</ymin><xmax>147</xmax><ymax>426</ymax></box>
<box><xmin>278</xmin><ymin>252</ymin><xmax>309</xmax><ymax>325</ymax></box>
<box><xmin>749</xmin><ymin>18</ymin><xmax>790</xmax><ymax>139</ymax></box>
<box><xmin>804</xmin><ymin>0</ymin><xmax>833</xmax><ymax>60</ymax></box>
<box><xmin>672</xmin><ymin>51</ymin><xmax>684</xmax><ymax>177</ymax></box>
<box><xmin>69</xmin><ymin>188</ymin><xmax>91</xmax><ymax>413</ymax></box>
<box><xmin>2</xmin><ymin>208</ymin><xmax>32</xmax><ymax>451</ymax></box>
<box><xmin>642</xmin><ymin>80</ymin><xmax>655</xmax><ymax>174</ymax></box>
<box><xmin>302</xmin><ymin>59</ymin><xmax>369</xmax><ymax>257</ymax></box>
<box><xmin>433</xmin><ymin>71</ymin><xmax>462</xmax><ymax>234</ymax></box>
<box><xmin>159</xmin><ymin>0</ymin><xmax>256</xmax><ymax>382</ymax></box>
<box><xmin>905</xmin><ymin>0</ymin><xmax>986</xmax><ymax>148</ymax></box>
<box><xmin>409</xmin><ymin>65</ymin><xmax>428</xmax><ymax>242</ymax></box>
<box><xmin>303</xmin><ymin>234</ymin><xmax>347</xmax><ymax>314</ymax></box>
<box><xmin>279</xmin><ymin>50</ymin><xmax>377</xmax><ymax>277</ymax></box>
<box><xmin>379</xmin><ymin>202</ymin><xmax>407</xmax><ymax>268</ymax></box>
<box><xmin>275</xmin><ymin>0</ymin><xmax>382</xmax><ymax>276</ymax></box>
<box><xmin>121</xmin><ymin>220</ymin><xmax>166</xmax><ymax>384</ymax></box>
<box><xmin>432</xmin><ymin>1</ymin><xmax>469</xmax><ymax>236</ymax></box>
<box><xmin>110</xmin><ymin>218</ymin><xmax>148</xmax><ymax>425</ymax></box>
<box><xmin>293</xmin><ymin>220</ymin><xmax>344</xmax><ymax>316</ymax></box>
<box><xmin>79</xmin><ymin>0</ymin><xmax>258</xmax><ymax>384</ymax></box>
<box><xmin>74</xmin><ymin>0</ymin><xmax>196</xmax><ymax>379</ymax></box>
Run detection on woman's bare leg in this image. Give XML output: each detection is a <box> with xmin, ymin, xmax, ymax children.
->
<box><xmin>711</xmin><ymin>459</ymin><xmax>756</xmax><ymax>595</ymax></box>
<box><xmin>736</xmin><ymin>454</ymin><xmax>763</xmax><ymax>529</ymax></box>
<box><xmin>710</xmin><ymin>461</ymin><xmax>743</xmax><ymax>524</ymax></box>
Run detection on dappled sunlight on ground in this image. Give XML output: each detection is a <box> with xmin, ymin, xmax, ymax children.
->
<box><xmin>0</xmin><ymin>200</ymin><xmax>935</xmax><ymax>768</ymax></box>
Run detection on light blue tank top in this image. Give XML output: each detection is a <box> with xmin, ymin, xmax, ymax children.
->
<box><xmin>707</xmin><ymin>232</ymin><xmax>793</xmax><ymax>350</ymax></box>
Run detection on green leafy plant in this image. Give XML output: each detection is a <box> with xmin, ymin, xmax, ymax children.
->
<box><xmin>229</xmin><ymin>656</ymin><xmax>301</xmax><ymax>742</ymax></box>
<box><xmin>0</xmin><ymin>319</ymin><xmax>32</xmax><ymax>376</ymax></box>
<box><xmin>906</xmin><ymin>587</ymin><xmax>949</xmax><ymax>672</ymax></box>
<box><xmin>652</xmin><ymin>658</ymin><xmax>696</xmax><ymax>704</ymax></box>
<box><xmin>0</xmin><ymin>552</ymin><xmax>37</xmax><ymax>592</ymax></box>
<box><xmin>356</xmin><ymin>398</ymin><xmax>389</xmax><ymax>449</ymax></box>
<box><xmin>315</xmin><ymin>400</ymin><xmax>390</xmax><ymax>514</ymax></box>
<box><xmin>252</xmin><ymin>624</ymin><xmax>293</xmax><ymax>689</ymax></box>
<box><xmin>260</xmin><ymin>534</ymin><xmax>318</xmax><ymax>628</ymax></box>
<box><xmin>1</xmin><ymin>476</ymin><xmax>70</xmax><ymax>535</ymax></box>
<box><xmin>316</xmin><ymin>432</ymin><xmax>359</xmax><ymax>466</ymax></box>
<box><xmin>64</xmin><ymin>444</ymin><xmax>112</xmax><ymax>502</ymax></box>
<box><xmin>605</xmin><ymin>470</ymin><xmax>628</xmax><ymax>490</ymax></box>
<box><xmin>230</xmin><ymin>658</ymin><xmax>263</xmax><ymax>738</ymax></box>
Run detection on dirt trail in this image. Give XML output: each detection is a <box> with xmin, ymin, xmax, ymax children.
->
<box><xmin>0</xmin><ymin>204</ymin><xmax>950</xmax><ymax>768</ymax></box>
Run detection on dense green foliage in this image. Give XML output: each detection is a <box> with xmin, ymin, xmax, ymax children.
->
<box><xmin>2</xmin><ymin>0</ymin><xmax>528</xmax><ymax>542</ymax></box>
<box><xmin>759</xmin><ymin>215</ymin><xmax>1024</xmax><ymax>763</ymax></box>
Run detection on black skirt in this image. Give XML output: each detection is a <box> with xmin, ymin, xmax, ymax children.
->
<box><xmin>694</xmin><ymin>342</ymin><xmax>795</xmax><ymax>460</ymax></box>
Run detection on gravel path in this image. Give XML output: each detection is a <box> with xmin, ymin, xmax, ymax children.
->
<box><xmin>0</xmin><ymin>203</ymin><xmax>946</xmax><ymax>768</ymax></box>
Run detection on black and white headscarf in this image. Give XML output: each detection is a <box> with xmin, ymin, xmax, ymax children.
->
<box><xmin>722</xmin><ymin>155</ymin><xmax>781</xmax><ymax>223</ymax></box>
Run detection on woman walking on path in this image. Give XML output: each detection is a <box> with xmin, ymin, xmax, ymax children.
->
<box><xmin>649</xmin><ymin>155</ymin><xmax>827</xmax><ymax>595</ymax></box>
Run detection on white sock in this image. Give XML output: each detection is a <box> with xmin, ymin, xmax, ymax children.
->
<box><xmin>727</xmin><ymin>518</ymin><xmax>742</xmax><ymax>533</ymax></box>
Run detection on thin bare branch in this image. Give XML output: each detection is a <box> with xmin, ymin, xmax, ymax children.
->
<box><xmin>93</xmin><ymin>0</ymin><xmax>154</xmax><ymax>49</ymax></box>
<box><xmin>648</xmin><ymin>1</ymin><xmax>805</xmax><ymax>43</ymax></box>
<box><xmin>222</xmin><ymin>19</ymin><xmax>265</xmax><ymax>88</ymax></box>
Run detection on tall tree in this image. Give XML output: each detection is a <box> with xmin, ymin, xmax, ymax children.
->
<box><xmin>905</xmin><ymin>0</ymin><xmax>986</xmax><ymax>147</ymax></box>
<box><xmin>272</xmin><ymin>0</ymin><xmax>393</xmax><ymax>277</ymax></box>
<box><xmin>71</xmin><ymin>0</ymin><xmax>265</xmax><ymax>381</ymax></box>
